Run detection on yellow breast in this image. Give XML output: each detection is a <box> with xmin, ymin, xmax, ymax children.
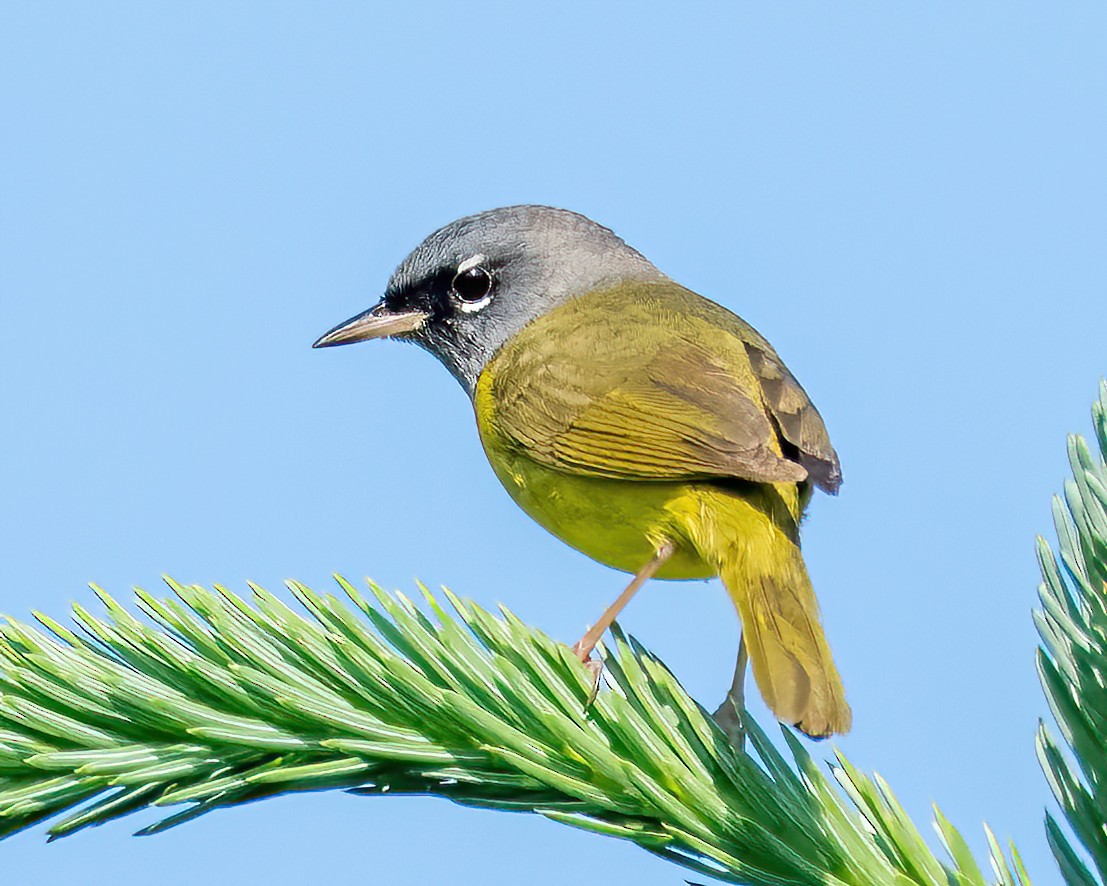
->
<box><xmin>474</xmin><ymin>356</ymin><xmax>718</xmax><ymax>579</ymax></box>
<box><xmin>470</xmin><ymin>284</ymin><xmax>805</xmax><ymax>581</ymax></box>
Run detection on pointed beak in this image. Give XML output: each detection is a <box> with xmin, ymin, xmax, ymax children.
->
<box><xmin>312</xmin><ymin>302</ymin><xmax>430</xmax><ymax>348</ymax></box>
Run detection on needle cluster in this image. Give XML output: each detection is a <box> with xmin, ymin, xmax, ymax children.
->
<box><xmin>1036</xmin><ymin>381</ymin><xmax>1107</xmax><ymax>885</ymax></box>
<box><xmin>6</xmin><ymin>381</ymin><xmax>1107</xmax><ymax>885</ymax></box>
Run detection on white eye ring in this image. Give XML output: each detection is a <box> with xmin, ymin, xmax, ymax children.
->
<box><xmin>457</xmin><ymin>253</ymin><xmax>486</xmax><ymax>274</ymax></box>
<box><xmin>458</xmin><ymin>295</ymin><xmax>492</xmax><ymax>313</ymax></box>
<box><xmin>452</xmin><ymin>253</ymin><xmax>494</xmax><ymax>312</ymax></box>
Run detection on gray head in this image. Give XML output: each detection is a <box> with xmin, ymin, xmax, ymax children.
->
<box><xmin>313</xmin><ymin>205</ymin><xmax>666</xmax><ymax>393</ymax></box>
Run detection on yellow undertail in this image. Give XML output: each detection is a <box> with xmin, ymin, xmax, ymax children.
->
<box><xmin>676</xmin><ymin>485</ymin><xmax>851</xmax><ymax>739</ymax></box>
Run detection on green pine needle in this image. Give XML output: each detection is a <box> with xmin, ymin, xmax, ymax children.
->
<box><xmin>8</xmin><ymin>385</ymin><xmax>1107</xmax><ymax>877</ymax></box>
<box><xmin>14</xmin><ymin>382</ymin><xmax>1107</xmax><ymax>884</ymax></box>
<box><xmin>1035</xmin><ymin>381</ymin><xmax>1107</xmax><ymax>885</ymax></box>
<box><xmin>0</xmin><ymin>570</ymin><xmax>1022</xmax><ymax>884</ymax></box>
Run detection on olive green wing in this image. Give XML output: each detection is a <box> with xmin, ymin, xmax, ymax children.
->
<box><xmin>482</xmin><ymin>287</ymin><xmax>809</xmax><ymax>486</ymax></box>
<box><xmin>730</xmin><ymin>319</ymin><xmax>842</xmax><ymax>493</ymax></box>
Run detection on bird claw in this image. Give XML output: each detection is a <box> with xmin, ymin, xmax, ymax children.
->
<box><xmin>571</xmin><ymin>641</ymin><xmax>604</xmax><ymax>707</ymax></box>
<box><xmin>711</xmin><ymin>698</ymin><xmax>747</xmax><ymax>751</ymax></box>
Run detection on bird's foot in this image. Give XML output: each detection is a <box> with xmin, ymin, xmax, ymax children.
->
<box><xmin>571</xmin><ymin>639</ymin><xmax>604</xmax><ymax>707</ymax></box>
<box><xmin>711</xmin><ymin>697</ymin><xmax>747</xmax><ymax>751</ymax></box>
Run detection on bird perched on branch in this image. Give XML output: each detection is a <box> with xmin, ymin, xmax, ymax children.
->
<box><xmin>315</xmin><ymin>206</ymin><xmax>850</xmax><ymax>739</ymax></box>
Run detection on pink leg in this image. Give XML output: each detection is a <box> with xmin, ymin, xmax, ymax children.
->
<box><xmin>572</xmin><ymin>541</ymin><xmax>675</xmax><ymax>661</ymax></box>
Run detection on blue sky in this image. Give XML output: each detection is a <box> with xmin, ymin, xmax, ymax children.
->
<box><xmin>2</xmin><ymin>3</ymin><xmax>1105</xmax><ymax>883</ymax></box>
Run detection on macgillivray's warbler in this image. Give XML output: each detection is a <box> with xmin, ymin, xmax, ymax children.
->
<box><xmin>314</xmin><ymin>206</ymin><xmax>850</xmax><ymax>739</ymax></box>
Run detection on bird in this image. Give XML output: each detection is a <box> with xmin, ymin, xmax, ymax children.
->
<box><xmin>314</xmin><ymin>205</ymin><xmax>850</xmax><ymax>739</ymax></box>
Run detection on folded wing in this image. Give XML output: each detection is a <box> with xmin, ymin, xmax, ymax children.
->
<box><xmin>483</xmin><ymin>283</ymin><xmax>837</xmax><ymax>489</ymax></box>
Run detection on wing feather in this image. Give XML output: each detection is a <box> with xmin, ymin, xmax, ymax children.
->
<box><xmin>483</xmin><ymin>284</ymin><xmax>823</xmax><ymax>486</ymax></box>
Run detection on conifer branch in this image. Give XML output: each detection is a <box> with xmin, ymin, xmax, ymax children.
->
<box><xmin>7</xmin><ymin>393</ymin><xmax>1105</xmax><ymax>884</ymax></box>
<box><xmin>1035</xmin><ymin>380</ymin><xmax>1107</xmax><ymax>885</ymax></box>
<box><xmin>0</xmin><ymin>570</ymin><xmax>1024</xmax><ymax>884</ymax></box>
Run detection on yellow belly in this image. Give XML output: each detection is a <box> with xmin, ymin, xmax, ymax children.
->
<box><xmin>480</xmin><ymin>434</ymin><xmax>717</xmax><ymax>580</ymax></box>
<box><xmin>472</xmin><ymin>356</ymin><xmax>802</xmax><ymax>582</ymax></box>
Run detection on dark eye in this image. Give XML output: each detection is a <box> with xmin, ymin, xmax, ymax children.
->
<box><xmin>452</xmin><ymin>266</ymin><xmax>493</xmax><ymax>303</ymax></box>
